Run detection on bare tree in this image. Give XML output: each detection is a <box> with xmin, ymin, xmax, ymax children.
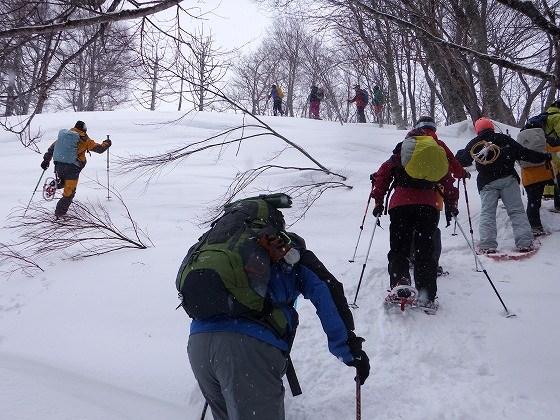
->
<box><xmin>175</xmin><ymin>26</ymin><xmax>230</xmax><ymax>111</ymax></box>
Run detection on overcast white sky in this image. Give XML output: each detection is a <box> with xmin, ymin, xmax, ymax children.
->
<box><xmin>185</xmin><ymin>0</ymin><xmax>273</xmax><ymax>52</ymax></box>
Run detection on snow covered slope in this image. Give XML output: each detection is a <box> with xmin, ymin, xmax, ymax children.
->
<box><xmin>1</xmin><ymin>111</ymin><xmax>559</xmax><ymax>419</ymax></box>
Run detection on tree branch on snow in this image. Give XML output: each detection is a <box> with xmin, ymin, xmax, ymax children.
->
<box><xmin>7</xmin><ymin>190</ymin><xmax>151</xmax><ymax>261</ymax></box>
<box><xmin>119</xmin><ymin>85</ymin><xmax>348</xmax><ymax>181</ymax></box>
<box><xmin>201</xmin><ymin>164</ymin><xmax>352</xmax><ymax>224</ymax></box>
<box><xmin>0</xmin><ymin>241</ymin><xmax>43</xmax><ymax>277</ymax></box>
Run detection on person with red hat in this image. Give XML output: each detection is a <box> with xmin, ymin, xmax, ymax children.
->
<box><xmin>455</xmin><ymin>117</ymin><xmax>551</xmax><ymax>253</ymax></box>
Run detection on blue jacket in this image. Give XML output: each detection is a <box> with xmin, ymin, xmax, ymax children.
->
<box><xmin>190</xmin><ymin>262</ymin><xmax>354</xmax><ymax>364</ymax></box>
<box><xmin>270</xmin><ymin>87</ymin><xmax>280</xmax><ymax>101</ymax></box>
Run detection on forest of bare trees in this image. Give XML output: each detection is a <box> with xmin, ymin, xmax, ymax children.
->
<box><xmin>1</xmin><ymin>0</ymin><xmax>560</xmax><ymax>138</ymax></box>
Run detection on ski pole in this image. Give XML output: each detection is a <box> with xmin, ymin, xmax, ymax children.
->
<box><xmin>349</xmin><ymin>195</ymin><xmax>372</xmax><ymax>262</ymax></box>
<box><xmin>23</xmin><ymin>170</ymin><xmax>46</xmax><ymax>216</ymax></box>
<box><xmin>350</xmin><ymin>215</ymin><xmax>380</xmax><ymax>309</ymax></box>
<box><xmin>356</xmin><ymin>373</ymin><xmax>361</xmax><ymax>420</ymax></box>
<box><xmin>200</xmin><ymin>401</ymin><xmax>208</xmax><ymax>420</ymax></box>
<box><xmin>452</xmin><ymin>178</ymin><xmax>460</xmax><ymax>236</ymax></box>
<box><xmin>454</xmin><ymin>216</ymin><xmax>516</xmax><ymax>318</ymax></box>
<box><xmin>106</xmin><ymin>135</ymin><xmax>111</xmax><ymax>200</ymax></box>
<box><xmin>462</xmin><ymin>178</ymin><xmax>479</xmax><ymax>271</ymax></box>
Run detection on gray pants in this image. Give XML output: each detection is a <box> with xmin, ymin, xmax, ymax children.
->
<box><xmin>188</xmin><ymin>332</ymin><xmax>287</xmax><ymax>420</ymax></box>
<box><xmin>479</xmin><ymin>176</ymin><xmax>533</xmax><ymax>249</ymax></box>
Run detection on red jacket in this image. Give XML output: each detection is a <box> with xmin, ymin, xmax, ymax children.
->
<box><xmin>371</xmin><ymin>129</ymin><xmax>459</xmax><ymax>211</ymax></box>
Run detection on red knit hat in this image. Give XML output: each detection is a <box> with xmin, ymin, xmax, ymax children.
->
<box><xmin>474</xmin><ymin>117</ymin><xmax>494</xmax><ymax>134</ymax></box>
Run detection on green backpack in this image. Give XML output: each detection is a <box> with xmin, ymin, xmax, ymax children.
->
<box><xmin>175</xmin><ymin>193</ymin><xmax>293</xmax><ymax>337</ymax></box>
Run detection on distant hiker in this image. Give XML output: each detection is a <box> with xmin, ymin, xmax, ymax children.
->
<box><xmin>176</xmin><ymin>194</ymin><xmax>370</xmax><ymax>420</ymax></box>
<box><xmin>456</xmin><ymin>117</ymin><xmax>551</xmax><ymax>253</ymax></box>
<box><xmin>372</xmin><ymin>85</ymin><xmax>385</xmax><ymax>126</ymax></box>
<box><xmin>517</xmin><ymin>100</ymin><xmax>560</xmax><ymax>232</ymax></box>
<box><xmin>40</xmin><ymin>121</ymin><xmax>111</xmax><ymax>218</ymax></box>
<box><xmin>308</xmin><ymin>84</ymin><xmax>324</xmax><ymax>119</ymax></box>
<box><xmin>270</xmin><ymin>83</ymin><xmax>284</xmax><ymax>116</ymax></box>
<box><xmin>348</xmin><ymin>84</ymin><xmax>368</xmax><ymax>123</ymax></box>
<box><xmin>370</xmin><ymin>116</ymin><xmax>460</xmax><ymax>311</ymax></box>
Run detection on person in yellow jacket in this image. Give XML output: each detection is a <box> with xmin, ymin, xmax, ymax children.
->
<box><xmin>518</xmin><ymin>101</ymin><xmax>560</xmax><ymax>234</ymax></box>
<box><xmin>40</xmin><ymin>121</ymin><xmax>111</xmax><ymax>218</ymax></box>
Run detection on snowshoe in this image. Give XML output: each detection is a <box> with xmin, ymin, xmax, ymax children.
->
<box><xmin>483</xmin><ymin>239</ymin><xmax>541</xmax><ymax>261</ymax></box>
<box><xmin>42</xmin><ymin>177</ymin><xmax>58</xmax><ymax>201</ymax></box>
<box><xmin>384</xmin><ymin>285</ymin><xmax>419</xmax><ymax>312</ymax></box>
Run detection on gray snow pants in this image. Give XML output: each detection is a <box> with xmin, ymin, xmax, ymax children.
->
<box><xmin>188</xmin><ymin>332</ymin><xmax>287</xmax><ymax>420</ymax></box>
<box><xmin>478</xmin><ymin>175</ymin><xmax>533</xmax><ymax>249</ymax></box>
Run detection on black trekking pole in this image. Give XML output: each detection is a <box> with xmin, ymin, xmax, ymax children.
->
<box><xmin>355</xmin><ymin>373</ymin><xmax>361</xmax><ymax>420</ymax></box>
<box><xmin>349</xmin><ymin>215</ymin><xmax>380</xmax><ymax>309</ymax></box>
<box><xmin>462</xmin><ymin>178</ymin><xmax>479</xmax><ymax>271</ymax></box>
<box><xmin>23</xmin><ymin>170</ymin><xmax>46</xmax><ymax>216</ymax></box>
<box><xmin>200</xmin><ymin>401</ymin><xmax>208</xmax><ymax>420</ymax></box>
<box><xmin>106</xmin><ymin>135</ymin><xmax>111</xmax><ymax>200</ymax></box>
<box><xmin>454</xmin><ymin>216</ymin><xmax>516</xmax><ymax>318</ymax></box>
<box><xmin>349</xmin><ymin>195</ymin><xmax>372</xmax><ymax>262</ymax></box>
<box><xmin>452</xmin><ymin>178</ymin><xmax>460</xmax><ymax>236</ymax></box>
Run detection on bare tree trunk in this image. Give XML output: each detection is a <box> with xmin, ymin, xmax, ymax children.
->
<box><xmin>85</xmin><ymin>38</ymin><xmax>97</xmax><ymax>111</ymax></box>
<box><xmin>150</xmin><ymin>53</ymin><xmax>159</xmax><ymax>111</ymax></box>
<box><xmin>178</xmin><ymin>66</ymin><xmax>184</xmax><ymax>111</ymax></box>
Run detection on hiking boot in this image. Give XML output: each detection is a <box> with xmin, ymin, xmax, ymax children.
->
<box><xmin>396</xmin><ymin>288</ymin><xmax>412</xmax><ymax>298</ymax></box>
<box><xmin>417</xmin><ymin>298</ymin><xmax>439</xmax><ymax>312</ymax></box>
<box><xmin>477</xmin><ymin>247</ymin><xmax>497</xmax><ymax>254</ymax></box>
<box><xmin>517</xmin><ymin>244</ymin><xmax>534</xmax><ymax>253</ymax></box>
<box><xmin>532</xmin><ymin>227</ymin><xmax>546</xmax><ymax>237</ymax></box>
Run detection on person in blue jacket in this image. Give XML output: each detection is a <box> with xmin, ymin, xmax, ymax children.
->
<box><xmin>187</xmin><ymin>232</ymin><xmax>370</xmax><ymax>420</ymax></box>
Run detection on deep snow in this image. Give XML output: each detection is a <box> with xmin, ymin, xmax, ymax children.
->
<box><xmin>1</xmin><ymin>110</ymin><xmax>559</xmax><ymax>420</ymax></box>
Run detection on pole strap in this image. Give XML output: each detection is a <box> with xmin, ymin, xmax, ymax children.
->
<box><xmin>286</xmin><ymin>356</ymin><xmax>302</xmax><ymax>396</ymax></box>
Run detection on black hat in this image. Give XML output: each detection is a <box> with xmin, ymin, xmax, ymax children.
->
<box><xmin>74</xmin><ymin>120</ymin><xmax>87</xmax><ymax>132</ymax></box>
<box><xmin>374</xmin><ymin>85</ymin><xmax>380</xmax><ymax>90</ymax></box>
<box><xmin>271</xmin><ymin>84</ymin><xmax>277</xmax><ymax>88</ymax></box>
<box><xmin>414</xmin><ymin>116</ymin><xmax>436</xmax><ymax>131</ymax></box>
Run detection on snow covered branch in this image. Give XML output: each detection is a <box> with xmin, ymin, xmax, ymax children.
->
<box><xmin>0</xmin><ymin>0</ymin><xmax>184</xmax><ymax>39</ymax></box>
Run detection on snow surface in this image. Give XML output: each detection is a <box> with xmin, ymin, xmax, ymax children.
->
<box><xmin>1</xmin><ymin>111</ymin><xmax>559</xmax><ymax>420</ymax></box>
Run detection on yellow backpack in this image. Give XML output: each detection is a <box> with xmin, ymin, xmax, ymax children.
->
<box><xmin>401</xmin><ymin>135</ymin><xmax>449</xmax><ymax>182</ymax></box>
<box><xmin>276</xmin><ymin>86</ymin><xmax>285</xmax><ymax>99</ymax></box>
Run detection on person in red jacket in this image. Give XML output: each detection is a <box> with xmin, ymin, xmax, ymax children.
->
<box><xmin>370</xmin><ymin>116</ymin><xmax>460</xmax><ymax>310</ymax></box>
<box><xmin>347</xmin><ymin>85</ymin><xmax>368</xmax><ymax>123</ymax></box>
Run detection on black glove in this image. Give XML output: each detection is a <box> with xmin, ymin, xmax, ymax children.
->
<box><xmin>345</xmin><ymin>333</ymin><xmax>370</xmax><ymax>385</ymax></box>
<box><xmin>372</xmin><ymin>203</ymin><xmax>384</xmax><ymax>217</ymax></box>
<box><xmin>369</xmin><ymin>173</ymin><xmax>376</xmax><ymax>183</ymax></box>
<box><xmin>40</xmin><ymin>160</ymin><xmax>49</xmax><ymax>170</ymax></box>
<box><xmin>346</xmin><ymin>350</ymin><xmax>370</xmax><ymax>385</ymax></box>
<box><xmin>445</xmin><ymin>204</ymin><xmax>459</xmax><ymax>227</ymax></box>
<box><xmin>544</xmin><ymin>153</ymin><xmax>553</xmax><ymax>161</ymax></box>
<box><xmin>103</xmin><ymin>139</ymin><xmax>112</xmax><ymax>148</ymax></box>
<box><xmin>461</xmin><ymin>170</ymin><xmax>471</xmax><ymax>179</ymax></box>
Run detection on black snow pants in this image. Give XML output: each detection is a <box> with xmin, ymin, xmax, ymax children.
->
<box><xmin>388</xmin><ymin>205</ymin><xmax>440</xmax><ymax>301</ymax></box>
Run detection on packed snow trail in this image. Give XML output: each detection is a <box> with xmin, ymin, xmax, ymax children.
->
<box><xmin>1</xmin><ymin>111</ymin><xmax>559</xmax><ymax>419</ymax></box>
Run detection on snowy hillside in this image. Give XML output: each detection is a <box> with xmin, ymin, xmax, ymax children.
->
<box><xmin>1</xmin><ymin>111</ymin><xmax>560</xmax><ymax>420</ymax></box>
